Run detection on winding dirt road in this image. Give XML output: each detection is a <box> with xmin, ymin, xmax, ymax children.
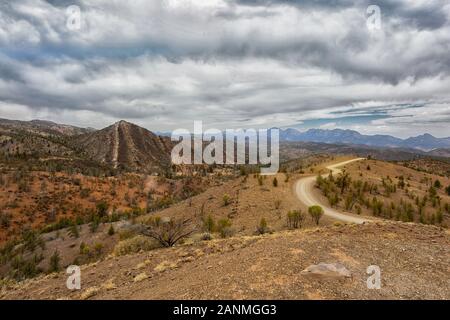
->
<box><xmin>295</xmin><ymin>158</ymin><xmax>370</xmax><ymax>224</ymax></box>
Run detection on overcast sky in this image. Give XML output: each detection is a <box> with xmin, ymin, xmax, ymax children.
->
<box><xmin>1</xmin><ymin>0</ymin><xmax>450</xmax><ymax>138</ymax></box>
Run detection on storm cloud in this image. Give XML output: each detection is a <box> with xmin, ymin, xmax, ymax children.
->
<box><xmin>0</xmin><ymin>0</ymin><xmax>449</xmax><ymax>137</ymax></box>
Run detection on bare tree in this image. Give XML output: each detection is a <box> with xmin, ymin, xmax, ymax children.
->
<box><xmin>141</xmin><ymin>216</ymin><xmax>196</xmax><ymax>247</ymax></box>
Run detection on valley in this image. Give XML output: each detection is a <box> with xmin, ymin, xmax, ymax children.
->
<box><xmin>0</xmin><ymin>118</ymin><xmax>449</xmax><ymax>300</ymax></box>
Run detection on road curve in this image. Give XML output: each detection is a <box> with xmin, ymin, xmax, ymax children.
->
<box><xmin>295</xmin><ymin>158</ymin><xmax>370</xmax><ymax>224</ymax></box>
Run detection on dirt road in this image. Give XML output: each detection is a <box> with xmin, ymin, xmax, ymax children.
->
<box><xmin>295</xmin><ymin>158</ymin><xmax>370</xmax><ymax>224</ymax></box>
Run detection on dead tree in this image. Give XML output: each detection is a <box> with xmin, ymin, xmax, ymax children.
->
<box><xmin>141</xmin><ymin>217</ymin><xmax>196</xmax><ymax>247</ymax></box>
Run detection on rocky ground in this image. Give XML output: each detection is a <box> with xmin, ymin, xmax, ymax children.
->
<box><xmin>1</xmin><ymin>221</ymin><xmax>449</xmax><ymax>300</ymax></box>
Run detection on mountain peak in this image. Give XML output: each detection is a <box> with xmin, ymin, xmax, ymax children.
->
<box><xmin>78</xmin><ymin>121</ymin><xmax>172</xmax><ymax>173</ymax></box>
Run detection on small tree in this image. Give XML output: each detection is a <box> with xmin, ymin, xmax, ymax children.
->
<box><xmin>48</xmin><ymin>250</ymin><xmax>61</xmax><ymax>273</ymax></box>
<box><xmin>434</xmin><ymin>180</ymin><xmax>442</xmax><ymax>189</ymax></box>
<box><xmin>287</xmin><ymin>210</ymin><xmax>304</xmax><ymax>229</ymax></box>
<box><xmin>308</xmin><ymin>205</ymin><xmax>324</xmax><ymax>225</ymax></box>
<box><xmin>142</xmin><ymin>216</ymin><xmax>196</xmax><ymax>247</ymax></box>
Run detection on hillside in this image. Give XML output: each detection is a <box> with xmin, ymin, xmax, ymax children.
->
<box><xmin>314</xmin><ymin>159</ymin><xmax>450</xmax><ymax>226</ymax></box>
<box><xmin>1</xmin><ymin>221</ymin><xmax>448</xmax><ymax>300</ymax></box>
<box><xmin>76</xmin><ymin>121</ymin><xmax>173</xmax><ymax>173</ymax></box>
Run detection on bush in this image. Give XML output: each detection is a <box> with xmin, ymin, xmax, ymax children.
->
<box><xmin>287</xmin><ymin>210</ymin><xmax>304</xmax><ymax>229</ymax></box>
<box><xmin>68</xmin><ymin>224</ymin><xmax>79</xmax><ymax>238</ymax></box>
<box><xmin>434</xmin><ymin>180</ymin><xmax>442</xmax><ymax>189</ymax></box>
<box><xmin>217</xmin><ymin>218</ymin><xmax>233</xmax><ymax>238</ymax></box>
<box><xmin>222</xmin><ymin>194</ymin><xmax>231</xmax><ymax>206</ymax></box>
<box><xmin>308</xmin><ymin>205</ymin><xmax>324</xmax><ymax>225</ymax></box>
<box><xmin>80</xmin><ymin>242</ymin><xmax>90</xmax><ymax>255</ymax></box>
<box><xmin>446</xmin><ymin>185</ymin><xmax>450</xmax><ymax>196</ymax></box>
<box><xmin>200</xmin><ymin>232</ymin><xmax>212</xmax><ymax>241</ymax></box>
<box><xmin>108</xmin><ymin>224</ymin><xmax>115</xmax><ymax>236</ymax></box>
<box><xmin>0</xmin><ymin>211</ymin><xmax>12</xmax><ymax>229</ymax></box>
<box><xmin>48</xmin><ymin>250</ymin><xmax>61</xmax><ymax>273</ymax></box>
<box><xmin>202</xmin><ymin>215</ymin><xmax>216</xmax><ymax>233</ymax></box>
<box><xmin>113</xmin><ymin>235</ymin><xmax>160</xmax><ymax>256</ymax></box>
<box><xmin>256</xmin><ymin>218</ymin><xmax>270</xmax><ymax>235</ymax></box>
<box><xmin>142</xmin><ymin>216</ymin><xmax>196</xmax><ymax>247</ymax></box>
<box><xmin>272</xmin><ymin>178</ymin><xmax>278</xmax><ymax>187</ymax></box>
<box><xmin>89</xmin><ymin>217</ymin><xmax>100</xmax><ymax>233</ymax></box>
<box><xmin>96</xmin><ymin>201</ymin><xmax>109</xmax><ymax>217</ymax></box>
<box><xmin>10</xmin><ymin>254</ymin><xmax>43</xmax><ymax>280</ymax></box>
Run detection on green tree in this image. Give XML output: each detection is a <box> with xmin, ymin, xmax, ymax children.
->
<box><xmin>434</xmin><ymin>180</ymin><xmax>442</xmax><ymax>189</ymax></box>
<box><xmin>287</xmin><ymin>210</ymin><xmax>304</xmax><ymax>229</ymax></box>
<box><xmin>308</xmin><ymin>205</ymin><xmax>324</xmax><ymax>226</ymax></box>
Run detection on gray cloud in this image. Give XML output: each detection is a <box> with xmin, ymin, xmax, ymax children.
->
<box><xmin>0</xmin><ymin>0</ymin><xmax>449</xmax><ymax>137</ymax></box>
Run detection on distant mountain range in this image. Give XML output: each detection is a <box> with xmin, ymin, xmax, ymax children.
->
<box><xmin>1</xmin><ymin>118</ymin><xmax>449</xmax><ymax>173</ymax></box>
<box><xmin>278</xmin><ymin>128</ymin><xmax>450</xmax><ymax>151</ymax></box>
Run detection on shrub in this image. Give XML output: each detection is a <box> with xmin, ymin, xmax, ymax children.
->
<box><xmin>200</xmin><ymin>232</ymin><xmax>212</xmax><ymax>241</ymax></box>
<box><xmin>446</xmin><ymin>185</ymin><xmax>450</xmax><ymax>196</ymax></box>
<box><xmin>10</xmin><ymin>254</ymin><xmax>43</xmax><ymax>280</ymax></box>
<box><xmin>96</xmin><ymin>201</ymin><xmax>109</xmax><ymax>218</ymax></box>
<box><xmin>94</xmin><ymin>243</ymin><xmax>104</xmax><ymax>255</ymax></box>
<box><xmin>287</xmin><ymin>210</ymin><xmax>304</xmax><ymax>229</ymax></box>
<box><xmin>89</xmin><ymin>217</ymin><xmax>100</xmax><ymax>233</ymax></box>
<box><xmin>217</xmin><ymin>218</ymin><xmax>233</xmax><ymax>238</ymax></box>
<box><xmin>68</xmin><ymin>224</ymin><xmax>79</xmax><ymax>238</ymax></box>
<box><xmin>0</xmin><ymin>211</ymin><xmax>12</xmax><ymax>229</ymax></box>
<box><xmin>113</xmin><ymin>235</ymin><xmax>160</xmax><ymax>256</ymax></box>
<box><xmin>272</xmin><ymin>178</ymin><xmax>278</xmax><ymax>187</ymax></box>
<box><xmin>22</xmin><ymin>229</ymin><xmax>45</xmax><ymax>253</ymax></box>
<box><xmin>256</xmin><ymin>218</ymin><xmax>270</xmax><ymax>235</ymax></box>
<box><xmin>108</xmin><ymin>224</ymin><xmax>115</xmax><ymax>236</ymax></box>
<box><xmin>142</xmin><ymin>216</ymin><xmax>196</xmax><ymax>247</ymax></box>
<box><xmin>202</xmin><ymin>215</ymin><xmax>216</xmax><ymax>233</ymax></box>
<box><xmin>48</xmin><ymin>250</ymin><xmax>61</xmax><ymax>273</ymax></box>
<box><xmin>222</xmin><ymin>194</ymin><xmax>231</xmax><ymax>206</ymax></box>
<box><xmin>80</xmin><ymin>242</ymin><xmax>90</xmax><ymax>255</ymax></box>
<box><xmin>434</xmin><ymin>180</ymin><xmax>442</xmax><ymax>189</ymax></box>
<box><xmin>308</xmin><ymin>205</ymin><xmax>324</xmax><ymax>226</ymax></box>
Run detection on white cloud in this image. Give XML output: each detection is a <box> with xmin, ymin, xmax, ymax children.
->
<box><xmin>0</xmin><ymin>0</ymin><xmax>449</xmax><ymax>137</ymax></box>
